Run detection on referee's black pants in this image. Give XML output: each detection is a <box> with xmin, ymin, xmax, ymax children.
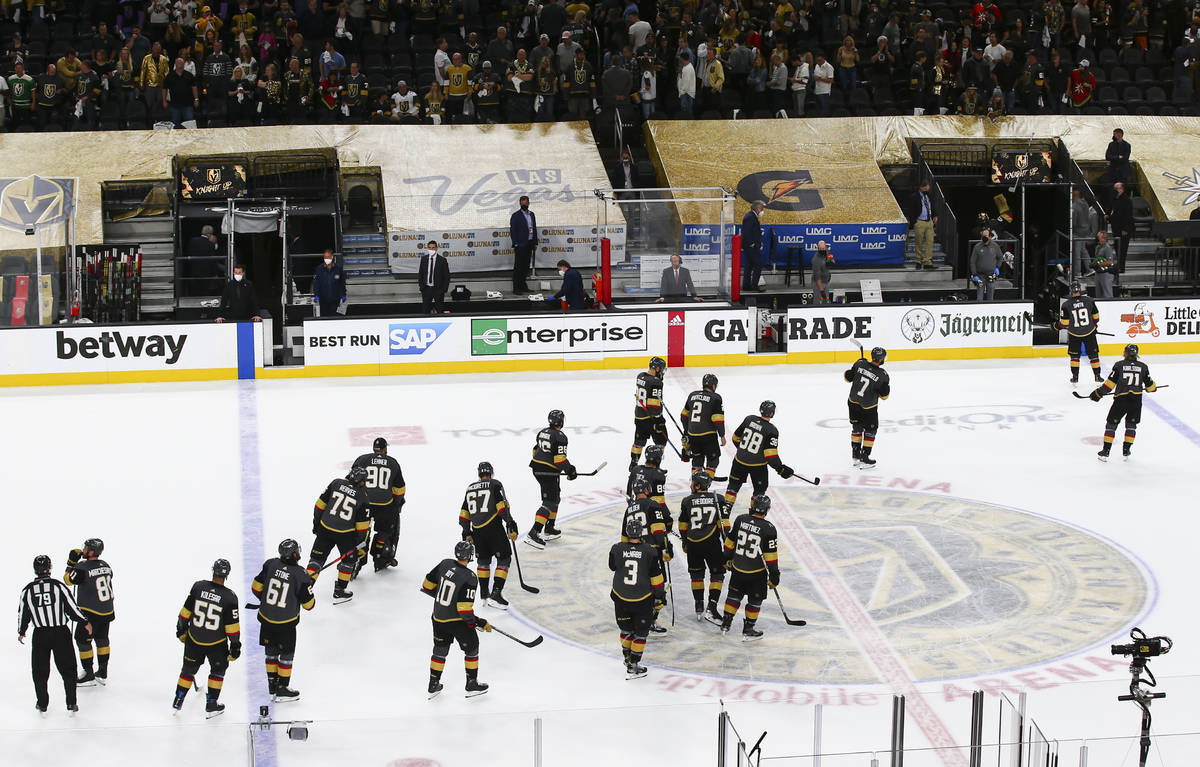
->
<box><xmin>32</xmin><ymin>626</ymin><xmax>77</xmax><ymax>708</ymax></box>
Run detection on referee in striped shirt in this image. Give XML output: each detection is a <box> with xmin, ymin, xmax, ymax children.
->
<box><xmin>18</xmin><ymin>554</ymin><xmax>91</xmax><ymax>715</ymax></box>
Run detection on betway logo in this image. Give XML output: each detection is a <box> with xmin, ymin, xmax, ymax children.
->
<box><xmin>57</xmin><ymin>330</ymin><xmax>187</xmax><ymax>364</ymax></box>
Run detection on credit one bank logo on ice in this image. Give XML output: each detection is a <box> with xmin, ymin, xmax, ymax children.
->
<box><xmin>388</xmin><ymin>322</ymin><xmax>451</xmax><ymax>355</ymax></box>
<box><xmin>471</xmin><ymin>316</ymin><xmax>648</xmax><ymax>356</ymax></box>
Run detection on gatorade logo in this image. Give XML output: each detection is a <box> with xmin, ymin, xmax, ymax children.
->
<box><xmin>736</xmin><ymin>170</ymin><xmax>824</xmax><ymax>212</ymax></box>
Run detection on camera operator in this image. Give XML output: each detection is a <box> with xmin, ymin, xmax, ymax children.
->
<box><xmin>970</xmin><ymin>227</ymin><xmax>1003</xmax><ymax>301</ymax></box>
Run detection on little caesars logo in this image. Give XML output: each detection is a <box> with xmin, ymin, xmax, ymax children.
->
<box><xmin>516</xmin><ymin>487</ymin><xmax>1149</xmax><ymax>685</ymax></box>
<box><xmin>471</xmin><ymin>316</ymin><xmax>647</xmax><ymax>356</ymax></box>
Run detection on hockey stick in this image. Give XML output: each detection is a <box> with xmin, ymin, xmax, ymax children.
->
<box><xmin>508</xmin><ymin>534</ymin><xmax>541</xmax><ymax>594</ymax></box>
<box><xmin>1024</xmin><ymin>311</ymin><xmax>1116</xmax><ymax>336</ymax></box>
<box><xmin>762</xmin><ymin>554</ymin><xmax>807</xmax><ymax>626</ymax></box>
<box><xmin>247</xmin><ymin>541</ymin><xmax>368</xmax><ymax>609</ymax></box>
<box><xmin>574</xmin><ymin>461</ymin><xmax>608</xmax><ymax>476</ymax></box>
<box><xmin>663</xmin><ymin>552</ymin><xmax>675</xmax><ymax>627</ymax></box>
<box><xmin>851</xmin><ymin>338</ymin><xmax>864</xmax><ymax>358</ymax></box>
<box><xmin>480</xmin><ymin>623</ymin><xmax>544</xmax><ymax>648</ymax></box>
<box><xmin>1074</xmin><ymin>385</ymin><xmax>1167</xmax><ymax>399</ymax></box>
<box><xmin>786</xmin><ymin>472</ymin><xmax>821</xmax><ymax>486</ymax></box>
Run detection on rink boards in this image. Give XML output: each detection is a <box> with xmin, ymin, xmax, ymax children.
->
<box><xmin>2</xmin><ymin>298</ymin><xmax>1199</xmax><ymax>386</ymax></box>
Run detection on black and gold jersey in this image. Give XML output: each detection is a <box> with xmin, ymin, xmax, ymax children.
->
<box><xmin>65</xmin><ymin>558</ymin><xmax>115</xmax><ymax>618</ymax></box>
<box><xmin>621</xmin><ymin>496</ymin><xmax>670</xmax><ymax>549</ymax></box>
<box><xmin>1060</xmin><ymin>295</ymin><xmax>1100</xmax><ymax>336</ymax></box>
<box><xmin>681</xmin><ymin>389</ymin><xmax>725</xmax><ymax>437</ymax></box>
<box><xmin>634</xmin><ymin>371</ymin><xmax>664</xmax><ymax>420</ymax></box>
<box><xmin>1101</xmin><ymin>359</ymin><xmax>1156</xmax><ymax>397</ymax></box>
<box><xmin>313</xmin><ymin>478</ymin><xmax>371</xmax><ymax>535</ymax></box>
<box><xmin>845</xmin><ymin>359</ymin><xmax>891</xmax><ymax>409</ymax></box>
<box><xmin>459</xmin><ymin>478</ymin><xmax>512</xmax><ymax>533</ymax></box>
<box><xmin>530</xmin><ymin>426</ymin><xmax>574</xmax><ymax>474</ymax></box>
<box><xmin>731</xmin><ymin>415</ymin><xmax>781</xmax><ymax>467</ymax></box>
<box><xmin>178</xmin><ymin>580</ymin><xmax>240</xmax><ymax>646</ymax></box>
<box><xmin>609</xmin><ymin>541</ymin><xmax>666</xmax><ymax>602</ymax></box>
<box><xmin>421</xmin><ymin>558</ymin><xmax>478</xmax><ymax>623</ymax></box>
<box><xmin>723</xmin><ymin>513</ymin><xmax>780</xmax><ymax>578</ymax></box>
<box><xmin>251</xmin><ymin>558</ymin><xmax>315</xmax><ymax>626</ymax></box>
<box><xmin>678</xmin><ymin>491</ymin><xmax>728</xmax><ymax>543</ymax></box>
<box><xmin>351</xmin><ymin>452</ymin><xmax>406</xmax><ymax>507</ymax></box>
<box><xmin>626</xmin><ymin>464</ymin><xmax>667</xmax><ymax>504</ymax></box>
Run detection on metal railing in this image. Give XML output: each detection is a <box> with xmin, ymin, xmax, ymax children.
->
<box><xmin>1153</xmin><ymin>245</ymin><xmax>1200</xmax><ymax>289</ymax></box>
<box><xmin>915</xmin><ymin>142</ymin><xmax>990</xmax><ymax>176</ymax></box>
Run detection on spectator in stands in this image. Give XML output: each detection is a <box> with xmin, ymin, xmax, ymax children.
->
<box><xmin>557</xmin><ymin>31</ymin><xmax>583</xmax><ymax>74</ymax></box>
<box><xmin>1125</xmin><ymin>0</ymin><xmax>1149</xmax><ymax>51</ymax></box>
<box><xmin>1017</xmin><ymin>51</ymin><xmax>1047</xmax><ymax>113</ymax></box>
<box><xmin>1071</xmin><ymin>0</ymin><xmax>1091</xmax><ymax>47</ymax></box>
<box><xmin>196</xmin><ymin>5</ymin><xmax>224</xmax><ymax>39</ymax></box>
<box><xmin>463</xmin><ymin>32</ymin><xmax>485</xmax><ymax>70</ymax></box>
<box><xmin>283</xmin><ymin>56</ymin><xmax>314</xmax><ymax>123</ymax></box>
<box><xmin>313</xmin><ymin>249</ymin><xmax>347</xmax><ymax>316</ymax></box>
<box><xmin>958</xmin><ymin>82</ymin><xmax>983</xmax><ymax>115</ymax></box>
<box><xmin>34</xmin><ymin>63</ymin><xmax>63</xmax><ymax>131</ymax></box>
<box><xmin>57</xmin><ymin>49</ymin><xmax>82</xmax><ymax>95</ymax></box>
<box><xmin>215</xmin><ymin>264</ymin><xmax>263</xmax><ymax>323</ymax></box>
<box><xmin>474</xmin><ymin>61</ymin><xmax>502</xmax><ymax>123</ymax></box>
<box><xmin>257</xmin><ymin>63</ymin><xmax>285</xmax><ymax>124</ymax></box>
<box><xmin>1107</xmin><ymin>181</ymin><xmax>1133</xmax><ymax>281</ymax></box>
<box><xmin>765</xmin><ymin>53</ymin><xmax>788</xmax><ymax>115</ymax></box>
<box><xmin>445</xmin><ymin>52</ymin><xmax>472</xmax><ymax>124</ymax></box>
<box><xmin>392</xmin><ymin>80</ymin><xmax>420</xmax><ymax>122</ymax></box>
<box><xmin>164</xmin><ymin>56</ymin><xmax>199</xmax><ymax>127</ymax></box>
<box><xmin>319</xmin><ymin>39</ymin><xmax>346</xmax><ymax>80</ymax></box>
<box><xmin>93</xmin><ymin>22</ymin><xmax>121</xmax><ymax>62</ymax></box>
<box><xmin>994</xmin><ymin>50</ymin><xmax>1020</xmax><ymax>111</ymax></box>
<box><xmin>128</xmin><ymin>27</ymin><xmax>152</xmax><ymax>69</ymax></box>
<box><xmin>811</xmin><ymin>51</ymin><xmax>833</xmax><ymax>115</ymax></box>
<box><xmin>547</xmin><ymin>260</ymin><xmax>586</xmax><ymax>310</ymax></box>
<box><xmin>865</xmin><ymin>35</ymin><xmax>895</xmax><ymax>93</ymax></box>
<box><xmin>425</xmin><ymin>82</ymin><xmax>445</xmax><ymax>124</ymax></box>
<box><xmin>1093</xmin><ymin>230</ymin><xmax>1116</xmax><ymax>297</ymax></box>
<box><xmin>6</xmin><ymin>61</ymin><xmax>34</xmax><ymax>132</ymax></box>
<box><xmin>140</xmin><ymin>41</ymin><xmax>170</xmax><ymax>123</ymax></box>
<box><xmin>236</xmin><ymin>43</ymin><xmax>258</xmax><ymax>82</ymax></box>
<box><xmin>677</xmin><ymin>53</ymin><xmax>696</xmax><ymax>116</ymax></box>
<box><xmin>535</xmin><ymin>56</ymin><xmax>558</xmax><ymax>120</ymax></box>
<box><xmin>741</xmin><ymin>200</ymin><xmax>765</xmax><ymax>293</ymax></box>
<box><xmin>1068</xmin><ymin>59</ymin><xmax>1095</xmax><ymax>113</ymax></box>
<box><xmin>434</xmin><ymin>37</ymin><xmax>452</xmax><ymax>90</ymax></box>
<box><xmin>1072</xmin><ymin>188</ymin><xmax>1096</xmax><ymax>276</ymax></box>
<box><xmin>228</xmin><ymin>67</ymin><xmax>256</xmax><ymax>125</ymax></box>
<box><xmin>961</xmin><ymin>47</ymin><xmax>991</xmax><ymax>92</ymax></box>
<box><xmin>656</xmin><ymin>254</ymin><xmax>702</xmax><ymax>302</ymax></box>
<box><xmin>1106</xmin><ymin>128</ymin><xmax>1132</xmax><ymax>184</ymax></box>
<box><xmin>564</xmin><ymin>48</ymin><xmax>595</xmax><ymax>118</ymax></box>
<box><xmin>541</xmin><ymin>0</ymin><xmax>569</xmax><ymax>45</ymax></box>
<box><xmin>790</xmin><ymin>53</ymin><xmax>810</xmax><ymax>117</ymax></box>
<box><xmin>1042</xmin><ymin>0</ymin><xmax>1066</xmax><ymax>51</ymax></box>
<box><xmin>698</xmin><ymin>46</ymin><xmax>724</xmax><ymax>113</ymax></box>
<box><xmin>531</xmin><ymin>34</ymin><xmax>555</xmax><ymax>72</ymax></box>
<box><xmin>204</xmin><ymin>39</ymin><xmax>234</xmax><ymax>97</ymax></box>
<box><xmin>812</xmin><ymin>241</ymin><xmax>834</xmax><ymax>303</ymax></box>
<box><xmin>74</xmin><ymin>60</ymin><xmax>101</xmax><ymax>130</ymax></box>
<box><xmin>1091</xmin><ymin>0</ymin><xmax>1114</xmax><ymax>50</ymax></box>
<box><xmin>1047</xmin><ymin>49</ymin><xmax>1069</xmax><ymax>113</ymax></box>
<box><xmin>486</xmin><ymin>25</ymin><xmax>515</xmax><ymax>73</ymax></box>
<box><xmin>417</xmin><ymin>240</ymin><xmax>451</xmax><ymax>315</ymax></box>
<box><xmin>970</xmin><ymin>228</ymin><xmax>1002</xmax><ymax>300</ymax></box>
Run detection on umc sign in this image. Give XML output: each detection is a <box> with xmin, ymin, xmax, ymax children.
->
<box><xmin>0</xmin><ymin>175</ymin><xmax>76</xmax><ymax>232</ymax></box>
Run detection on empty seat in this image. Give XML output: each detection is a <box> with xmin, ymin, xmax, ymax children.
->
<box><xmin>1122</xmin><ymin>85</ymin><xmax>1145</xmax><ymax>107</ymax></box>
<box><xmin>1108</xmin><ymin>66</ymin><xmax>1131</xmax><ymax>86</ymax></box>
<box><xmin>1145</xmin><ymin>86</ymin><xmax>1167</xmax><ymax>105</ymax></box>
<box><xmin>1096</xmin><ymin>85</ymin><xmax>1118</xmax><ymax>106</ymax></box>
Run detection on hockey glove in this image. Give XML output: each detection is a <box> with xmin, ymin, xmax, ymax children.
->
<box><xmin>67</xmin><ymin>548</ymin><xmax>82</xmax><ymax>566</ymax></box>
<box><xmin>506</xmin><ymin>518</ymin><xmax>519</xmax><ymax>540</ymax></box>
<box><xmin>176</xmin><ymin>619</ymin><xmax>188</xmax><ymax>643</ymax></box>
<box><xmin>768</xmin><ymin>569</ymin><xmax>781</xmax><ymax>589</ymax></box>
<box><xmin>778</xmin><ymin>464</ymin><xmax>795</xmax><ymax>479</ymax></box>
<box><xmin>654</xmin><ymin>600</ymin><xmax>666</xmax><ymax>613</ymax></box>
<box><xmin>1089</xmin><ymin>389</ymin><xmax>1104</xmax><ymax>401</ymax></box>
<box><xmin>566</xmin><ymin>467</ymin><xmax>578</xmax><ymax>481</ymax></box>
<box><xmin>462</xmin><ymin>532</ymin><xmax>474</xmax><ymax>545</ymax></box>
<box><xmin>653</xmin><ymin>416</ymin><xmax>667</xmax><ymax>436</ymax></box>
<box><xmin>229</xmin><ymin>642</ymin><xmax>242</xmax><ymax>661</ymax></box>
<box><xmin>664</xmin><ymin>540</ymin><xmax>674</xmax><ymax>561</ymax></box>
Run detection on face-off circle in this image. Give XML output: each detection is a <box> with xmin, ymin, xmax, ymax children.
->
<box><xmin>514</xmin><ymin>487</ymin><xmax>1151</xmax><ymax>685</ymax></box>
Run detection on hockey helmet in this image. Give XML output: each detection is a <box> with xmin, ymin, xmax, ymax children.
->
<box><xmin>454</xmin><ymin>540</ymin><xmax>475</xmax><ymax>562</ymax></box>
<box><xmin>649</xmin><ymin>356</ymin><xmax>666</xmax><ymax>375</ymax></box>
<box><xmin>691</xmin><ymin>471</ymin><xmax>712</xmax><ymax>490</ymax></box>
<box><xmin>1124</xmin><ymin>343</ymin><xmax>1139</xmax><ymax>361</ymax></box>
<box><xmin>631</xmin><ymin>478</ymin><xmax>650</xmax><ymax>496</ymax></box>
<box><xmin>643</xmin><ymin>445</ymin><xmax>663</xmax><ymax>465</ymax></box>
<box><xmin>548</xmin><ymin>409</ymin><xmax>565</xmax><ymax>428</ymax></box>
<box><xmin>1070</xmin><ymin>281</ymin><xmax>1082</xmax><ymax>294</ymax></box>
<box><xmin>477</xmin><ymin>461</ymin><xmax>494</xmax><ymax>478</ymax></box>
<box><xmin>83</xmin><ymin>538</ymin><xmax>105</xmax><ymax>557</ymax></box>
<box><xmin>33</xmin><ymin>555</ymin><xmax>51</xmax><ymax>576</ymax></box>
<box><xmin>702</xmin><ymin>373</ymin><xmax>718</xmax><ymax>391</ymax></box>
<box><xmin>760</xmin><ymin>400</ymin><xmax>776</xmax><ymax>418</ymax></box>
<box><xmin>624</xmin><ymin>516</ymin><xmax>644</xmax><ymax>539</ymax></box>
<box><xmin>750</xmin><ymin>495</ymin><xmax>771</xmax><ymax>516</ymax></box>
<box><xmin>278</xmin><ymin>539</ymin><xmax>301</xmax><ymax>563</ymax></box>
<box><xmin>346</xmin><ymin>466</ymin><xmax>368</xmax><ymax>485</ymax></box>
<box><xmin>212</xmin><ymin>558</ymin><xmax>232</xmax><ymax>578</ymax></box>
<box><xmin>373</xmin><ymin>437</ymin><xmax>388</xmax><ymax>452</ymax></box>
<box><xmin>871</xmin><ymin>347</ymin><xmax>887</xmax><ymax>364</ymax></box>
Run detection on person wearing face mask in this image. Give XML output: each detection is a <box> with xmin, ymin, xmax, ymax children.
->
<box><xmin>969</xmin><ymin>228</ymin><xmax>1003</xmax><ymax>301</ymax></box>
<box><xmin>215</xmin><ymin>264</ymin><xmax>263</xmax><ymax>322</ymax></box>
<box><xmin>312</xmin><ymin>249</ymin><xmax>347</xmax><ymax>317</ymax></box>
<box><xmin>811</xmin><ymin>241</ymin><xmax>835</xmax><ymax>303</ymax></box>
<box><xmin>509</xmin><ymin>195</ymin><xmax>538</xmax><ymax>294</ymax></box>
<box><xmin>418</xmin><ymin>240</ymin><xmax>451</xmax><ymax>315</ymax></box>
<box><xmin>546</xmin><ymin>260</ymin><xmax>585</xmax><ymax>310</ymax></box>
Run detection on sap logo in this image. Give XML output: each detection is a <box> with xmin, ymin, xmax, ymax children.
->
<box><xmin>776</xmin><ymin>235</ymin><xmax>805</xmax><ymax>244</ymax></box>
<box><xmin>861</xmin><ymin>226</ymin><xmax>888</xmax><ymax>235</ymax></box>
<box><xmin>862</xmin><ymin>242</ymin><xmax>887</xmax><ymax>250</ymax></box>
<box><xmin>704</xmin><ymin>318</ymin><xmax>749</xmax><ymax>343</ymax></box>
<box><xmin>388</xmin><ymin>322</ymin><xmax>451</xmax><ymax>355</ymax></box>
<box><xmin>683</xmin><ymin>242</ymin><xmax>709</xmax><ymax>252</ymax></box>
<box><xmin>833</xmin><ymin>235</ymin><xmax>858</xmax><ymax>244</ymax></box>
<box><xmin>807</xmin><ymin>227</ymin><xmax>832</xmax><ymax>236</ymax></box>
<box><xmin>889</xmin><ymin>234</ymin><xmax>908</xmax><ymax>242</ymax></box>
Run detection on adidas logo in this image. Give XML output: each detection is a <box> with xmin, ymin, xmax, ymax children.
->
<box><xmin>668</xmin><ymin>315</ymin><xmax>684</xmax><ymax>326</ymax></box>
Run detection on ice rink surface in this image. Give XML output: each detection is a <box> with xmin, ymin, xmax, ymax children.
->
<box><xmin>4</xmin><ymin>354</ymin><xmax>1200</xmax><ymax>766</ymax></box>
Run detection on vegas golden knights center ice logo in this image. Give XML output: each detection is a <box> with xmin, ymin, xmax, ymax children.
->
<box><xmin>515</xmin><ymin>488</ymin><xmax>1149</xmax><ymax>684</ymax></box>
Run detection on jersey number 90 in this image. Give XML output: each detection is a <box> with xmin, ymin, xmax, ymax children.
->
<box><xmin>365</xmin><ymin>465</ymin><xmax>391</xmax><ymax>490</ymax></box>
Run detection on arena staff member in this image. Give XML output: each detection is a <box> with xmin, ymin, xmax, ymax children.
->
<box><xmin>656</xmin><ymin>254</ymin><xmax>702</xmax><ymax>302</ymax></box>
<box><xmin>546</xmin><ymin>260</ymin><xmax>585</xmax><ymax>310</ymax></box>
<box><xmin>509</xmin><ymin>195</ymin><xmax>538</xmax><ymax>294</ymax></box>
<box><xmin>741</xmin><ymin>200</ymin><xmax>765</xmax><ymax>293</ymax></box>
<box><xmin>215</xmin><ymin>264</ymin><xmax>263</xmax><ymax>322</ymax></box>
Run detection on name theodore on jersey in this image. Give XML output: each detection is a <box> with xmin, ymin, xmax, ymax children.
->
<box><xmin>56</xmin><ymin>330</ymin><xmax>187</xmax><ymax>364</ymax></box>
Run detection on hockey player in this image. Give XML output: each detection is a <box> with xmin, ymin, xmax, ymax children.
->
<box><xmin>421</xmin><ymin>541</ymin><xmax>491</xmax><ymax>699</ymax></box>
<box><xmin>307</xmin><ymin>467</ymin><xmax>371</xmax><ymax>604</ymax></box>
<box><xmin>1090</xmin><ymin>344</ymin><xmax>1157</xmax><ymax>461</ymax></box>
<box><xmin>723</xmin><ymin>401</ymin><xmax>795</xmax><ymax>513</ymax></box>
<box><xmin>173</xmin><ymin>559</ymin><xmax>241</xmax><ymax>718</ymax></box>
<box><xmin>65</xmin><ymin>538</ymin><xmax>114</xmax><ymax>687</ymax></box>
<box><xmin>352</xmin><ymin>436</ymin><xmax>407</xmax><ymax>573</ymax></box>
<box><xmin>526</xmin><ymin>409</ymin><xmax>577</xmax><ymax>549</ymax></box>
<box><xmin>459</xmin><ymin>461</ymin><xmax>519</xmax><ymax>609</ymax></box>
<box><xmin>720</xmin><ymin>495</ymin><xmax>779</xmax><ymax>641</ymax></box>
<box><xmin>621</xmin><ymin>478</ymin><xmax>673</xmax><ymax>633</ymax></box>
<box><xmin>250</xmin><ymin>539</ymin><xmax>315</xmax><ymax>703</ymax></box>
<box><xmin>630</xmin><ymin>356</ymin><xmax>668</xmax><ymax>471</ymax></box>
<box><xmin>844</xmin><ymin>347</ymin><xmax>891</xmax><ymax>468</ymax></box>
<box><xmin>1057</xmin><ymin>282</ymin><xmax>1103</xmax><ymax>383</ymax></box>
<box><xmin>626</xmin><ymin>444</ymin><xmax>668</xmax><ymax>505</ymax></box>
<box><xmin>678</xmin><ymin>472</ymin><xmax>729</xmax><ymax>621</ymax></box>
<box><xmin>609</xmin><ymin>516</ymin><xmax>667</xmax><ymax>680</ymax></box>
<box><xmin>680</xmin><ymin>373</ymin><xmax>726</xmax><ymax>477</ymax></box>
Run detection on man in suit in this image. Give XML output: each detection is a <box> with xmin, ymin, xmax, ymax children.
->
<box><xmin>214</xmin><ymin>264</ymin><xmax>262</xmax><ymax>323</ymax></box>
<box><xmin>509</xmin><ymin>195</ymin><xmax>538</xmax><ymax>294</ymax></box>
<box><xmin>909</xmin><ymin>181</ymin><xmax>937</xmax><ymax>270</ymax></box>
<box><xmin>1106</xmin><ymin>182</ymin><xmax>1133</xmax><ymax>283</ymax></box>
<box><xmin>741</xmin><ymin>200</ymin><xmax>766</xmax><ymax>293</ymax></box>
<box><xmin>656</xmin><ymin>254</ymin><xmax>703</xmax><ymax>302</ymax></box>
<box><xmin>546</xmin><ymin>259</ymin><xmax>586</xmax><ymax>309</ymax></box>
<box><xmin>417</xmin><ymin>240</ymin><xmax>451</xmax><ymax>314</ymax></box>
